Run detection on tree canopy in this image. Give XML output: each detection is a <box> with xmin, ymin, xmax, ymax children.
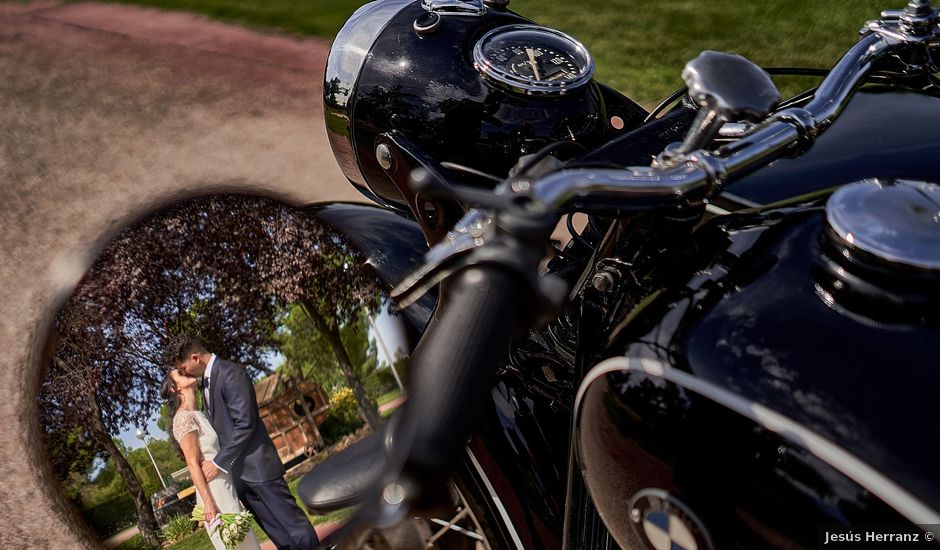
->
<box><xmin>276</xmin><ymin>304</ymin><xmax>379</xmax><ymax>393</ymax></box>
<box><xmin>40</xmin><ymin>194</ymin><xmax>388</xmax><ymax>539</ymax></box>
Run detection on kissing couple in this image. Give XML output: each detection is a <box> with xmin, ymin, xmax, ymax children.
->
<box><xmin>161</xmin><ymin>334</ymin><xmax>320</xmax><ymax>550</ymax></box>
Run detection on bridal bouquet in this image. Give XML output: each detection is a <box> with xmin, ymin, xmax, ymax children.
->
<box><xmin>191</xmin><ymin>503</ymin><xmax>253</xmax><ymax>550</ymax></box>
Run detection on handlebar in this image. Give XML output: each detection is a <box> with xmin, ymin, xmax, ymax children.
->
<box><xmin>396</xmin><ymin>265</ymin><xmax>531</xmax><ymax>485</ymax></box>
<box><xmin>528</xmin><ymin>0</ymin><xmax>940</xmax><ymax>217</ymax></box>
<box><xmin>527</xmin><ymin>32</ymin><xmax>894</xmax><ymax>214</ymax></box>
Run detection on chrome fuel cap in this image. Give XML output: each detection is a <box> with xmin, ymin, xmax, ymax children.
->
<box><xmin>826</xmin><ymin>179</ymin><xmax>940</xmax><ymax>272</ymax></box>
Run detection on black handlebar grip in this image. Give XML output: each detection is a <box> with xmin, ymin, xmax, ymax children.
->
<box><xmin>398</xmin><ymin>264</ymin><xmax>528</xmax><ymax>482</ymax></box>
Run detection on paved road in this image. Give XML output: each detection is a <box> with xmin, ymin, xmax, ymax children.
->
<box><xmin>0</xmin><ymin>2</ymin><xmax>363</xmax><ymax>547</ymax></box>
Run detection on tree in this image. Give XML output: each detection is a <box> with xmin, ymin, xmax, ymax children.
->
<box><xmin>42</xmin><ymin>195</ymin><xmax>387</xmax><ymax>540</ymax></box>
<box><xmin>152</xmin><ymin>195</ymin><xmax>385</xmax><ymax>427</ymax></box>
<box><xmin>276</xmin><ymin>305</ymin><xmax>380</xmax><ymax>395</ymax></box>
<box><xmin>40</xmin><ymin>309</ymin><xmax>163</xmax><ymax>546</ymax></box>
<box><xmin>126</xmin><ymin>439</ymin><xmax>187</xmax><ymax>495</ymax></box>
<box><xmin>42</xmin><ymin>424</ymin><xmax>103</xmax><ymax>506</ymax></box>
<box><xmin>43</xmin><ymin>425</ymin><xmax>102</xmax><ymax>485</ymax></box>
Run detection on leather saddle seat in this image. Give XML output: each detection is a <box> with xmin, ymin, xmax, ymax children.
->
<box><xmin>296</xmin><ymin>427</ymin><xmax>389</xmax><ymax>514</ymax></box>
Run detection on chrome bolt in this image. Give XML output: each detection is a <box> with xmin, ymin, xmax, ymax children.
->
<box><xmin>906</xmin><ymin>0</ymin><xmax>933</xmax><ymax>16</ymax></box>
<box><xmin>510</xmin><ymin>179</ymin><xmax>531</xmax><ymax>192</ymax></box>
<box><xmin>899</xmin><ymin>0</ymin><xmax>937</xmax><ymax>34</ymax></box>
<box><xmin>592</xmin><ymin>270</ymin><xmax>616</xmax><ymax>292</ymax></box>
<box><xmin>376</xmin><ymin>143</ymin><xmax>394</xmax><ymax>170</ymax></box>
<box><xmin>382</xmin><ymin>482</ymin><xmax>406</xmax><ymax>506</ymax></box>
<box><xmin>630</xmin><ymin>508</ymin><xmax>641</xmax><ymax>523</ymax></box>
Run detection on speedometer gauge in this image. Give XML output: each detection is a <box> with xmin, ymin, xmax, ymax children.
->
<box><xmin>473</xmin><ymin>25</ymin><xmax>594</xmax><ymax>96</ymax></box>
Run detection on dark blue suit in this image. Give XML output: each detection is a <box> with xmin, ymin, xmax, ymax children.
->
<box><xmin>207</xmin><ymin>359</ymin><xmax>319</xmax><ymax>549</ymax></box>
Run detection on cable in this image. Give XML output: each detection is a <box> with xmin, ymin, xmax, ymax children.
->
<box><xmin>566</xmin><ymin>213</ymin><xmax>592</xmax><ymax>251</ymax></box>
<box><xmin>440</xmin><ymin>161</ymin><xmax>503</xmax><ymax>183</ymax></box>
<box><xmin>513</xmin><ymin>140</ymin><xmax>588</xmax><ymax>178</ymax></box>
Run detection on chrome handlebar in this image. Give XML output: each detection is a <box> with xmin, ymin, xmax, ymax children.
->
<box><xmin>526</xmin><ymin>29</ymin><xmax>902</xmax><ymax>214</ymax></box>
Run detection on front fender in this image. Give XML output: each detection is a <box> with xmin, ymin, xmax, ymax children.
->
<box><xmin>300</xmin><ymin>202</ymin><xmax>435</xmax><ymax>331</ymax></box>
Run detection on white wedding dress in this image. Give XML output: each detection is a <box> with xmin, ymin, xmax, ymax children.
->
<box><xmin>173</xmin><ymin>409</ymin><xmax>262</xmax><ymax>550</ymax></box>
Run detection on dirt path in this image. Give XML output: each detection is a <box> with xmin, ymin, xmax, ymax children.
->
<box><xmin>0</xmin><ymin>2</ymin><xmax>364</xmax><ymax>547</ymax></box>
<box><xmin>378</xmin><ymin>395</ymin><xmax>407</xmax><ymax>415</ymax></box>
<box><xmin>103</xmin><ymin>525</ymin><xmax>139</xmax><ymax>549</ymax></box>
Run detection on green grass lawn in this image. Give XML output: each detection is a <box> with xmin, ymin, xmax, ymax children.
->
<box><xmin>115</xmin><ymin>478</ymin><xmax>351</xmax><ymax>550</ymax></box>
<box><xmin>115</xmin><ymin>533</ymin><xmax>152</xmax><ymax>550</ymax></box>
<box><xmin>114</xmin><ymin>529</ymin><xmax>220</xmax><ymax>550</ymax></box>
<box><xmin>101</xmin><ymin>0</ymin><xmax>892</xmax><ymax>106</ymax></box>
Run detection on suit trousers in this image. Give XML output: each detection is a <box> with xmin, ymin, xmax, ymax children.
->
<box><xmin>237</xmin><ymin>477</ymin><xmax>319</xmax><ymax>550</ymax></box>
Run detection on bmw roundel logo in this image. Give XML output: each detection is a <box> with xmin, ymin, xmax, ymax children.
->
<box><xmin>629</xmin><ymin>489</ymin><xmax>714</xmax><ymax>550</ymax></box>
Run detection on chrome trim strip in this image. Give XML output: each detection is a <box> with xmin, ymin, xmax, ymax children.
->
<box><xmin>422</xmin><ymin>0</ymin><xmax>486</xmax><ymax>16</ymax></box>
<box><xmin>718</xmin><ymin>190</ymin><xmax>761</xmax><ymax>208</ymax></box>
<box><xmin>466</xmin><ymin>446</ymin><xmax>525</xmax><ymax>550</ymax></box>
<box><xmin>574</xmin><ymin>357</ymin><xmax>940</xmax><ymax>526</ymax></box>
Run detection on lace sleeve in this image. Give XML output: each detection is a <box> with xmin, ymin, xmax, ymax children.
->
<box><xmin>172</xmin><ymin>410</ymin><xmax>199</xmax><ymax>442</ymax></box>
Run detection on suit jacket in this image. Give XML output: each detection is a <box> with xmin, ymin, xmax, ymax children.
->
<box><xmin>206</xmin><ymin>359</ymin><xmax>285</xmax><ymax>483</ymax></box>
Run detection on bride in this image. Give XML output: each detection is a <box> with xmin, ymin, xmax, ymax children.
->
<box><xmin>161</xmin><ymin>370</ymin><xmax>262</xmax><ymax>550</ymax></box>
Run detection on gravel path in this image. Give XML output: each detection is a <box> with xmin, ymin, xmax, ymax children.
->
<box><xmin>0</xmin><ymin>2</ymin><xmax>363</xmax><ymax>546</ymax></box>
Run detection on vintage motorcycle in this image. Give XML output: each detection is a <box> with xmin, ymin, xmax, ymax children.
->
<box><xmin>293</xmin><ymin>0</ymin><xmax>940</xmax><ymax>548</ymax></box>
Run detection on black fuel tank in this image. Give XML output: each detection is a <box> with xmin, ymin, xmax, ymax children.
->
<box><xmin>728</xmin><ymin>87</ymin><xmax>940</xmax><ymax>205</ymax></box>
<box><xmin>576</xmin><ymin>206</ymin><xmax>940</xmax><ymax>548</ymax></box>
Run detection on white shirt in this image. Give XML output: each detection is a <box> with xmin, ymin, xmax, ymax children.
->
<box><xmin>203</xmin><ymin>354</ymin><xmax>227</xmax><ymax>474</ymax></box>
<box><xmin>203</xmin><ymin>354</ymin><xmax>217</xmax><ymax>409</ymax></box>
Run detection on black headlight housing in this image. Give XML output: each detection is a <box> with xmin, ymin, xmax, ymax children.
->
<box><xmin>323</xmin><ymin>0</ymin><xmax>634</xmax><ymax>212</ymax></box>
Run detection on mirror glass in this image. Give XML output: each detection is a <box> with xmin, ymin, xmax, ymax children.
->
<box><xmin>39</xmin><ymin>194</ymin><xmax>414</xmax><ymax>546</ymax></box>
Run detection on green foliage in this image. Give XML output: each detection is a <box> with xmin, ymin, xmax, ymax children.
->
<box><xmin>43</xmin><ymin>426</ymin><xmax>102</xmax><ymax>487</ymax></box>
<box><xmin>276</xmin><ymin>305</ymin><xmax>381</xmax><ymax>395</ymax></box>
<box><xmin>365</xmin><ymin>367</ymin><xmax>397</xmax><ymax>399</ymax></box>
<box><xmin>509</xmin><ymin>0</ymin><xmax>890</xmax><ymax>107</ymax></box>
<box><xmin>75</xmin><ymin>436</ymin><xmax>187</xmax><ymax>536</ymax></box>
<box><xmin>376</xmin><ymin>389</ymin><xmax>403</xmax><ymax>408</ymax></box>
<box><xmin>370</xmin><ymin>359</ymin><xmax>407</xmax><ymax>398</ymax></box>
<box><xmin>126</xmin><ymin>439</ymin><xmax>187</xmax><ymax>495</ymax></box>
<box><xmin>83</xmin><ymin>492</ymin><xmax>138</xmax><ymax>536</ymax></box>
<box><xmin>160</xmin><ymin>514</ymin><xmax>196</xmax><ymax>544</ymax></box>
<box><xmin>156</xmin><ymin>403</ymin><xmax>173</xmax><ymax>436</ymax></box>
<box><xmin>166</xmin><ymin>529</ymin><xmax>210</xmax><ymax>549</ymax></box>
<box><xmin>319</xmin><ymin>388</ymin><xmax>366</xmax><ymax>444</ymax></box>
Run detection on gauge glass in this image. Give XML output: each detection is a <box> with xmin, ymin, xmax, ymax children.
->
<box><xmin>473</xmin><ymin>25</ymin><xmax>594</xmax><ymax>95</ymax></box>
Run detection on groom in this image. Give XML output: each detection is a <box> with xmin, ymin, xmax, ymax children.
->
<box><xmin>165</xmin><ymin>334</ymin><xmax>319</xmax><ymax>549</ymax></box>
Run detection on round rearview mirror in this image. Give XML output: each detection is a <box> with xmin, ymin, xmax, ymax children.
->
<box><xmin>34</xmin><ymin>193</ymin><xmax>428</xmax><ymax>547</ymax></box>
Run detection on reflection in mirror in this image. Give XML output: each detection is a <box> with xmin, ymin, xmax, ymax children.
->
<box><xmin>38</xmin><ymin>194</ymin><xmax>412</xmax><ymax>547</ymax></box>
